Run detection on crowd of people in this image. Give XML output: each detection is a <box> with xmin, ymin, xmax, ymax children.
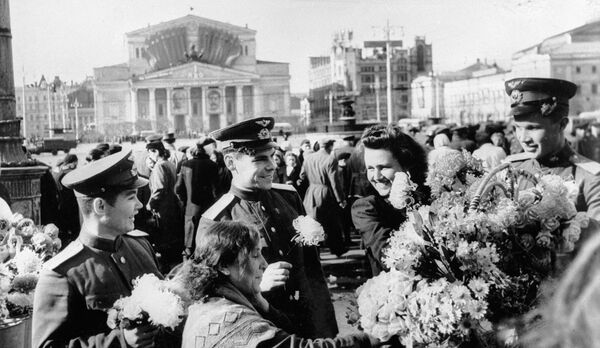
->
<box><xmin>25</xmin><ymin>76</ymin><xmax>600</xmax><ymax>347</ymax></box>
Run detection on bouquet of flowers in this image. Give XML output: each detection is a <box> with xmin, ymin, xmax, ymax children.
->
<box><xmin>356</xmin><ymin>150</ymin><xmax>588</xmax><ymax>347</ymax></box>
<box><xmin>106</xmin><ymin>273</ymin><xmax>185</xmax><ymax>331</ymax></box>
<box><xmin>0</xmin><ymin>211</ymin><xmax>62</xmax><ymax>320</ymax></box>
<box><xmin>292</xmin><ymin>215</ymin><xmax>325</xmax><ymax>246</ymax></box>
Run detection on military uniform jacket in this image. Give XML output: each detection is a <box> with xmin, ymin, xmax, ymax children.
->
<box><xmin>32</xmin><ymin>230</ymin><xmax>162</xmax><ymax>348</ymax></box>
<box><xmin>351</xmin><ymin>195</ymin><xmax>407</xmax><ymax>276</ymax></box>
<box><xmin>196</xmin><ymin>183</ymin><xmax>338</xmax><ymax>339</ymax></box>
<box><xmin>507</xmin><ymin>144</ymin><xmax>600</xmax><ymax>222</ymax></box>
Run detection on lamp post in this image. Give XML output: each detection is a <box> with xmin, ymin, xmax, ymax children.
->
<box><xmin>72</xmin><ymin>98</ymin><xmax>80</xmax><ymax>141</ymax></box>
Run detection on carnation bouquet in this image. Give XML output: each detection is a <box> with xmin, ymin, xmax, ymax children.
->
<box><xmin>0</xmin><ymin>211</ymin><xmax>62</xmax><ymax>321</ymax></box>
<box><xmin>106</xmin><ymin>273</ymin><xmax>185</xmax><ymax>332</ymax></box>
<box><xmin>356</xmin><ymin>150</ymin><xmax>589</xmax><ymax>347</ymax></box>
<box><xmin>292</xmin><ymin>215</ymin><xmax>326</xmax><ymax>246</ymax></box>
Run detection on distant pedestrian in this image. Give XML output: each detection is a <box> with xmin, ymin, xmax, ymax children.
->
<box><xmin>52</xmin><ymin>154</ymin><xmax>80</xmax><ymax>244</ymax></box>
<box><xmin>428</xmin><ymin>133</ymin><xmax>459</xmax><ymax>166</ymax></box>
<box><xmin>210</xmin><ymin>150</ymin><xmax>232</xmax><ymax>199</ymax></box>
<box><xmin>163</xmin><ymin>130</ymin><xmax>186</xmax><ymax>173</ymax></box>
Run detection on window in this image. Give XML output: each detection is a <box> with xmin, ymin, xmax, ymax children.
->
<box><xmin>593</xmin><ymin>84</ymin><xmax>598</xmax><ymax>94</ymax></box>
<box><xmin>136</xmin><ymin>48</ymin><xmax>140</xmax><ymax>58</ymax></box>
<box><xmin>244</xmin><ymin>46</ymin><xmax>248</xmax><ymax>56</ymax></box>
<box><xmin>576</xmin><ymin>66</ymin><xmax>581</xmax><ymax>74</ymax></box>
<box><xmin>158</xmin><ymin>104</ymin><xmax>164</xmax><ymax>116</ymax></box>
<box><xmin>593</xmin><ymin>66</ymin><xmax>597</xmax><ymax>74</ymax></box>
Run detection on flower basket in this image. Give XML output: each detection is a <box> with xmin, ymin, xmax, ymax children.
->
<box><xmin>0</xmin><ymin>315</ymin><xmax>32</xmax><ymax>348</ymax></box>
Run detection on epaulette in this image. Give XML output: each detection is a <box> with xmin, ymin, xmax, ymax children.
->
<box><xmin>126</xmin><ymin>230</ymin><xmax>149</xmax><ymax>237</ymax></box>
<box><xmin>43</xmin><ymin>241</ymin><xmax>84</xmax><ymax>270</ymax></box>
<box><xmin>504</xmin><ymin>152</ymin><xmax>535</xmax><ymax>163</ymax></box>
<box><xmin>571</xmin><ymin>155</ymin><xmax>600</xmax><ymax>175</ymax></box>
<box><xmin>271</xmin><ymin>183</ymin><xmax>297</xmax><ymax>192</ymax></box>
<box><xmin>202</xmin><ymin>193</ymin><xmax>236</xmax><ymax>220</ymax></box>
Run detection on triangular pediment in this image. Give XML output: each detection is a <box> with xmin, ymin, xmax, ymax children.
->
<box><xmin>135</xmin><ymin>62</ymin><xmax>259</xmax><ymax>83</ymax></box>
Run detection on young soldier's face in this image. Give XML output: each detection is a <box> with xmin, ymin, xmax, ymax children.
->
<box><xmin>231</xmin><ymin>148</ymin><xmax>276</xmax><ymax>190</ymax></box>
<box><xmin>103</xmin><ymin>189</ymin><xmax>142</xmax><ymax>234</ymax></box>
<box><xmin>364</xmin><ymin>147</ymin><xmax>405</xmax><ymax>197</ymax></box>
<box><xmin>513</xmin><ymin>113</ymin><xmax>565</xmax><ymax>159</ymax></box>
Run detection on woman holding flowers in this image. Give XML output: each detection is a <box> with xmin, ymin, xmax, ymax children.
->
<box><xmin>352</xmin><ymin>124</ymin><xmax>429</xmax><ymax>276</ymax></box>
<box><xmin>182</xmin><ymin>220</ymin><xmax>380</xmax><ymax>348</ymax></box>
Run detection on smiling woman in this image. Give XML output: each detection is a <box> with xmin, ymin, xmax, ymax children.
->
<box><xmin>352</xmin><ymin>124</ymin><xmax>430</xmax><ymax>276</ymax></box>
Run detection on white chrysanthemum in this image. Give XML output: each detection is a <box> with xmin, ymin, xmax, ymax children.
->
<box><xmin>383</xmin><ymin>214</ymin><xmax>425</xmax><ymax>271</ymax></box>
<box><xmin>388</xmin><ymin>172</ymin><xmax>418</xmax><ymax>210</ymax></box>
<box><xmin>7</xmin><ymin>292</ymin><xmax>34</xmax><ymax>309</ymax></box>
<box><xmin>129</xmin><ymin>274</ymin><xmax>184</xmax><ymax>329</ymax></box>
<box><xmin>468</xmin><ymin>277</ymin><xmax>489</xmax><ymax>299</ymax></box>
<box><xmin>291</xmin><ymin>215</ymin><xmax>325</xmax><ymax>246</ymax></box>
<box><xmin>12</xmin><ymin>248</ymin><xmax>42</xmax><ymax>274</ymax></box>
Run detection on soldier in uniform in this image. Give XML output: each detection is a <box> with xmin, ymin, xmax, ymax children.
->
<box><xmin>504</xmin><ymin>77</ymin><xmax>600</xmax><ymax>235</ymax></box>
<box><xmin>195</xmin><ymin>117</ymin><xmax>338</xmax><ymax>339</ymax></box>
<box><xmin>32</xmin><ymin>150</ymin><xmax>163</xmax><ymax>348</ymax></box>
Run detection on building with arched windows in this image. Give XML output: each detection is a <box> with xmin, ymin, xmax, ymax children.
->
<box><xmin>93</xmin><ymin>15</ymin><xmax>291</xmax><ymax>136</ymax></box>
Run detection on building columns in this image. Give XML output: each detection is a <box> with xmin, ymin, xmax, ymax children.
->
<box><xmin>130</xmin><ymin>88</ymin><xmax>137</xmax><ymax>130</ymax></box>
<box><xmin>253</xmin><ymin>85</ymin><xmax>262</xmax><ymax>115</ymax></box>
<box><xmin>166</xmin><ymin>87</ymin><xmax>173</xmax><ymax>129</ymax></box>
<box><xmin>148</xmin><ymin>87</ymin><xmax>156</xmax><ymax>131</ymax></box>
<box><xmin>185</xmin><ymin>86</ymin><xmax>192</xmax><ymax>134</ymax></box>
<box><xmin>201</xmin><ymin>87</ymin><xmax>208</xmax><ymax>131</ymax></box>
<box><xmin>220</xmin><ymin>85</ymin><xmax>227</xmax><ymax>128</ymax></box>
<box><xmin>236</xmin><ymin>85</ymin><xmax>244</xmax><ymax>122</ymax></box>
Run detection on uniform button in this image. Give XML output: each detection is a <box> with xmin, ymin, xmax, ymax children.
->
<box><xmin>120</xmin><ymin>256</ymin><xmax>126</xmax><ymax>264</ymax></box>
<box><xmin>271</xmin><ymin>227</ymin><xmax>276</xmax><ymax>232</ymax></box>
<box><xmin>261</xmin><ymin>206</ymin><xmax>266</xmax><ymax>211</ymax></box>
<box><xmin>278</xmin><ymin>250</ymin><xmax>284</xmax><ymax>256</ymax></box>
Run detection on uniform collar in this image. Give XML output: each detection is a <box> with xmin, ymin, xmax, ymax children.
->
<box><xmin>78</xmin><ymin>228</ymin><xmax>119</xmax><ymax>252</ymax></box>
<box><xmin>538</xmin><ymin>142</ymin><xmax>573</xmax><ymax>167</ymax></box>
<box><xmin>229</xmin><ymin>184</ymin><xmax>264</xmax><ymax>201</ymax></box>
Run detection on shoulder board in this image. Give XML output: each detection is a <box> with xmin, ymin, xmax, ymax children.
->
<box><xmin>126</xmin><ymin>230</ymin><xmax>149</xmax><ymax>237</ymax></box>
<box><xmin>203</xmin><ymin>193</ymin><xmax>236</xmax><ymax>220</ymax></box>
<box><xmin>571</xmin><ymin>155</ymin><xmax>600</xmax><ymax>175</ymax></box>
<box><xmin>271</xmin><ymin>183</ymin><xmax>297</xmax><ymax>192</ymax></box>
<box><xmin>43</xmin><ymin>241</ymin><xmax>84</xmax><ymax>271</ymax></box>
<box><xmin>504</xmin><ymin>152</ymin><xmax>535</xmax><ymax>163</ymax></box>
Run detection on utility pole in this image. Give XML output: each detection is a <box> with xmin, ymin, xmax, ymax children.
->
<box><xmin>21</xmin><ymin>67</ymin><xmax>26</xmax><ymax>139</ymax></box>
<box><xmin>46</xmin><ymin>84</ymin><xmax>53</xmax><ymax>138</ymax></box>
<box><xmin>328</xmin><ymin>90</ymin><xmax>333</xmax><ymax>124</ymax></box>
<box><xmin>369</xmin><ymin>21</ymin><xmax>403</xmax><ymax>124</ymax></box>
<box><xmin>374</xmin><ymin>75</ymin><xmax>381</xmax><ymax>122</ymax></box>
<box><xmin>72</xmin><ymin>98</ymin><xmax>80</xmax><ymax>141</ymax></box>
<box><xmin>60</xmin><ymin>89</ymin><xmax>66</xmax><ymax>130</ymax></box>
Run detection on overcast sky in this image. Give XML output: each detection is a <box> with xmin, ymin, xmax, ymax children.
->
<box><xmin>9</xmin><ymin>0</ymin><xmax>600</xmax><ymax>93</ymax></box>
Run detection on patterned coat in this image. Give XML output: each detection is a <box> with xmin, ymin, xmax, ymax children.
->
<box><xmin>195</xmin><ymin>183</ymin><xmax>338</xmax><ymax>339</ymax></box>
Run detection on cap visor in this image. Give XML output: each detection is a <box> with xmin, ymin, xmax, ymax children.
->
<box><xmin>130</xmin><ymin>177</ymin><xmax>149</xmax><ymax>189</ymax></box>
<box><xmin>509</xmin><ymin>105</ymin><xmax>538</xmax><ymax>116</ymax></box>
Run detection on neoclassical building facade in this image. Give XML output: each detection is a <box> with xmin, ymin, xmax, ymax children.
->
<box><xmin>93</xmin><ymin>15</ymin><xmax>291</xmax><ymax>135</ymax></box>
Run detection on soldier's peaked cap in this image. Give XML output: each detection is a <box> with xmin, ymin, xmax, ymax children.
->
<box><xmin>62</xmin><ymin>150</ymin><xmax>148</xmax><ymax>196</ymax></box>
<box><xmin>505</xmin><ymin>77</ymin><xmax>577</xmax><ymax>116</ymax></box>
<box><xmin>209</xmin><ymin>116</ymin><xmax>277</xmax><ymax>151</ymax></box>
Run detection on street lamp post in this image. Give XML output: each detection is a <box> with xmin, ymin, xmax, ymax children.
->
<box><xmin>72</xmin><ymin>98</ymin><xmax>80</xmax><ymax>141</ymax></box>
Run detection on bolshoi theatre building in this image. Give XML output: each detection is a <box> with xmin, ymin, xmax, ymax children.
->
<box><xmin>93</xmin><ymin>15</ymin><xmax>291</xmax><ymax>135</ymax></box>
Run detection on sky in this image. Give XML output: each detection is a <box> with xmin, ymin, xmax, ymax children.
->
<box><xmin>9</xmin><ymin>0</ymin><xmax>600</xmax><ymax>94</ymax></box>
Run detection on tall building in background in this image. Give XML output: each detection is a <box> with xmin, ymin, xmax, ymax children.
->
<box><xmin>308</xmin><ymin>31</ymin><xmax>432</xmax><ymax>129</ymax></box>
<box><xmin>93</xmin><ymin>15</ymin><xmax>291</xmax><ymax>136</ymax></box>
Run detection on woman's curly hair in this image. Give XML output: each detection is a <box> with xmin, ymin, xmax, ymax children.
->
<box><xmin>183</xmin><ymin>220</ymin><xmax>261</xmax><ymax>302</ymax></box>
<box><xmin>361</xmin><ymin>124</ymin><xmax>430</xmax><ymax>204</ymax></box>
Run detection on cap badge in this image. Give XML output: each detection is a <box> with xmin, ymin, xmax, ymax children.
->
<box><xmin>257</xmin><ymin>128</ymin><xmax>271</xmax><ymax>140</ymax></box>
<box><xmin>510</xmin><ymin>90</ymin><xmax>523</xmax><ymax>104</ymax></box>
<box><xmin>255</xmin><ymin>119</ymin><xmax>271</xmax><ymax>127</ymax></box>
<box><xmin>507</xmin><ymin>80</ymin><xmax>520</xmax><ymax>89</ymax></box>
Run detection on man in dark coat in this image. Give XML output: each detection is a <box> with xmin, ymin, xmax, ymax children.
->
<box><xmin>32</xmin><ymin>150</ymin><xmax>163</xmax><ymax>348</ymax></box>
<box><xmin>195</xmin><ymin>117</ymin><xmax>338</xmax><ymax>339</ymax></box>
<box><xmin>300</xmin><ymin>138</ymin><xmax>347</xmax><ymax>257</ymax></box>
<box><xmin>504</xmin><ymin>77</ymin><xmax>600</xmax><ymax>257</ymax></box>
<box><xmin>175</xmin><ymin>140</ymin><xmax>218</xmax><ymax>257</ymax></box>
